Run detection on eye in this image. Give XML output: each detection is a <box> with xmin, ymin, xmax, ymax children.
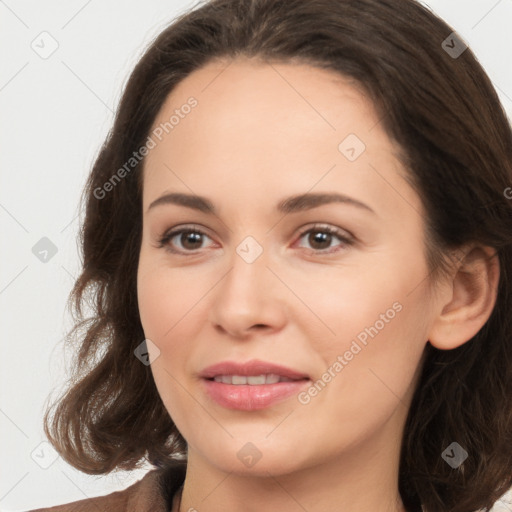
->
<box><xmin>156</xmin><ymin>223</ymin><xmax>354</xmax><ymax>256</ymax></box>
<box><xmin>156</xmin><ymin>225</ymin><xmax>216</xmax><ymax>255</ymax></box>
<box><xmin>295</xmin><ymin>224</ymin><xmax>354</xmax><ymax>254</ymax></box>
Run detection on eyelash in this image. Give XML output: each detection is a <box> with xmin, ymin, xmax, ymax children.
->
<box><xmin>156</xmin><ymin>223</ymin><xmax>354</xmax><ymax>256</ymax></box>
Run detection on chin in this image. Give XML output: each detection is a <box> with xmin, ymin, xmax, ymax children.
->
<box><xmin>195</xmin><ymin>436</ymin><xmax>312</xmax><ymax>477</ymax></box>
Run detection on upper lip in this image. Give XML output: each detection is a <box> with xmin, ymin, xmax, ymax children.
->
<box><xmin>200</xmin><ymin>359</ymin><xmax>310</xmax><ymax>380</ymax></box>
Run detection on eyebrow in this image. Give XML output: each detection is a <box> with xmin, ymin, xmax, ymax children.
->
<box><xmin>147</xmin><ymin>191</ymin><xmax>376</xmax><ymax>215</ymax></box>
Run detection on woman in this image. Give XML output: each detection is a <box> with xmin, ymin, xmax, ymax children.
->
<box><xmin>31</xmin><ymin>0</ymin><xmax>512</xmax><ymax>510</ymax></box>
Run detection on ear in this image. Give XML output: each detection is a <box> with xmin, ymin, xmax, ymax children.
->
<box><xmin>428</xmin><ymin>244</ymin><xmax>500</xmax><ymax>350</ymax></box>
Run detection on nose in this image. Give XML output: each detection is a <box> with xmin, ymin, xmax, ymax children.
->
<box><xmin>208</xmin><ymin>241</ymin><xmax>288</xmax><ymax>339</ymax></box>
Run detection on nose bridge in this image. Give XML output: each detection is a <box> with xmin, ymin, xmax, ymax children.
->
<box><xmin>208</xmin><ymin>232</ymin><xmax>283</xmax><ymax>335</ymax></box>
<box><xmin>223</xmin><ymin>233</ymin><xmax>268</xmax><ymax>301</ymax></box>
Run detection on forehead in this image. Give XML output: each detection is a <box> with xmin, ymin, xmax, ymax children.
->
<box><xmin>141</xmin><ymin>57</ymin><xmax>417</xmax><ymax>220</ymax></box>
<box><xmin>149</xmin><ymin>56</ymin><xmax>378</xmax><ymax>145</ymax></box>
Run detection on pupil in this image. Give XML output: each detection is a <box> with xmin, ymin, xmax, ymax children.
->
<box><xmin>182</xmin><ymin>232</ymin><xmax>202</xmax><ymax>249</ymax></box>
<box><xmin>310</xmin><ymin>231</ymin><xmax>330</xmax><ymax>249</ymax></box>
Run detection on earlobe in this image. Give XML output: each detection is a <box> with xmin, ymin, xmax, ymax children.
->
<box><xmin>428</xmin><ymin>245</ymin><xmax>500</xmax><ymax>351</ymax></box>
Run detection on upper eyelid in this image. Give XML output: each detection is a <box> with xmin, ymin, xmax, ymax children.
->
<box><xmin>297</xmin><ymin>223</ymin><xmax>352</xmax><ymax>237</ymax></box>
<box><xmin>164</xmin><ymin>224</ymin><xmax>216</xmax><ymax>241</ymax></box>
<box><xmin>162</xmin><ymin>223</ymin><xmax>351</xmax><ymax>238</ymax></box>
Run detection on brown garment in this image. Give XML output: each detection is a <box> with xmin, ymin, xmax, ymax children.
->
<box><xmin>28</xmin><ymin>460</ymin><xmax>187</xmax><ymax>512</ymax></box>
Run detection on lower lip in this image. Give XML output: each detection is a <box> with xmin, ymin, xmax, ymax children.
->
<box><xmin>202</xmin><ymin>379</ymin><xmax>310</xmax><ymax>410</ymax></box>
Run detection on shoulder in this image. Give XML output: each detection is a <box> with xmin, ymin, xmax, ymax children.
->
<box><xmin>27</xmin><ymin>460</ymin><xmax>187</xmax><ymax>512</ymax></box>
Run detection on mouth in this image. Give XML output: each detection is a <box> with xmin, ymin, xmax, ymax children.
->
<box><xmin>208</xmin><ymin>374</ymin><xmax>303</xmax><ymax>385</ymax></box>
<box><xmin>200</xmin><ymin>360</ymin><xmax>311</xmax><ymax>410</ymax></box>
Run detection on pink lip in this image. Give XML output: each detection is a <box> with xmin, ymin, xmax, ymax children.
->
<box><xmin>199</xmin><ymin>359</ymin><xmax>310</xmax><ymax>380</ymax></box>
<box><xmin>200</xmin><ymin>359</ymin><xmax>310</xmax><ymax>411</ymax></box>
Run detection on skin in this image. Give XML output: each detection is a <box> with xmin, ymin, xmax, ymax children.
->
<box><xmin>136</xmin><ymin>57</ymin><xmax>500</xmax><ymax>512</ymax></box>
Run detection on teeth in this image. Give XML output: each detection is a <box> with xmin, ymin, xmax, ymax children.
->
<box><xmin>264</xmin><ymin>374</ymin><xmax>280</xmax><ymax>384</ymax></box>
<box><xmin>212</xmin><ymin>374</ymin><xmax>295</xmax><ymax>385</ymax></box>
<box><xmin>232</xmin><ymin>375</ymin><xmax>247</xmax><ymax>385</ymax></box>
<box><xmin>247</xmin><ymin>375</ymin><xmax>266</xmax><ymax>385</ymax></box>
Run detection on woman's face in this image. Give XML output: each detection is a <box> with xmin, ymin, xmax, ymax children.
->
<box><xmin>137</xmin><ymin>58</ymin><xmax>438</xmax><ymax>476</ymax></box>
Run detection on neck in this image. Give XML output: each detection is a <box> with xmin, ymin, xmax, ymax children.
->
<box><xmin>176</xmin><ymin>417</ymin><xmax>408</xmax><ymax>512</ymax></box>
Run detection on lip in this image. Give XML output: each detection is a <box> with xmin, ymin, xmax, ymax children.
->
<box><xmin>200</xmin><ymin>359</ymin><xmax>311</xmax><ymax>411</ymax></box>
<box><xmin>199</xmin><ymin>359</ymin><xmax>310</xmax><ymax>380</ymax></box>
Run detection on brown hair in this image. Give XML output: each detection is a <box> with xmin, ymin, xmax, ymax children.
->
<box><xmin>44</xmin><ymin>0</ymin><xmax>512</xmax><ymax>510</ymax></box>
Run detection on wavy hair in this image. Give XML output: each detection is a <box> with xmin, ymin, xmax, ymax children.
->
<box><xmin>43</xmin><ymin>0</ymin><xmax>512</xmax><ymax>510</ymax></box>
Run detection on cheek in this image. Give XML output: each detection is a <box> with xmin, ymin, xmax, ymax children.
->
<box><xmin>334</xmin><ymin>299</ymin><xmax>428</xmax><ymax>409</ymax></box>
<box><xmin>309</xmin><ymin>256</ymin><xmax>430</xmax><ymax>395</ymax></box>
<box><xmin>137</xmin><ymin>258</ymin><xmax>201</xmax><ymax>342</ymax></box>
<box><xmin>299</xmin><ymin>300</ymin><xmax>427</xmax><ymax>452</ymax></box>
<box><xmin>136</xmin><ymin>258</ymin><xmax>213</xmax><ymax>396</ymax></box>
<box><xmin>138</xmin><ymin>280</ymin><xmax>173</xmax><ymax>339</ymax></box>
<box><xmin>137</xmin><ymin>262</ymin><xmax>199</xmax><ymax>427</ymax></box>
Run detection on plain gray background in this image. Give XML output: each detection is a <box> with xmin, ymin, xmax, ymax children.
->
<box><xmin>1</xmin><ymin>0</ymin><xmax>511</xmax><ymax>510</ymax></box>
